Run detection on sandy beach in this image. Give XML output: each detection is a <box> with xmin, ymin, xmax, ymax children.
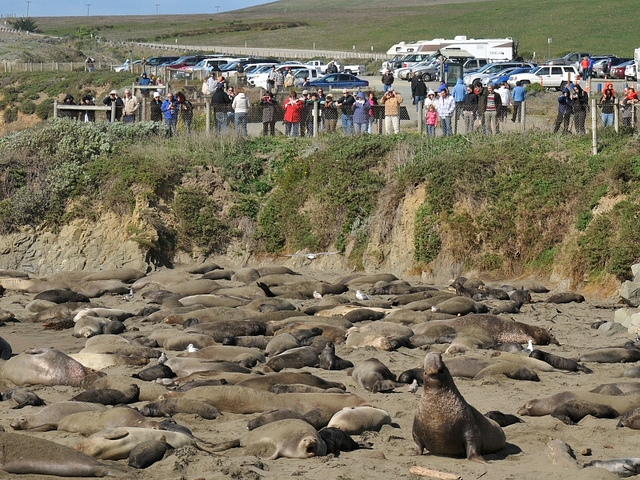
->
<box><xmin>0</xmin><ymin>258</ymin><xmax>636</xmax><ymax>480</ymax></box>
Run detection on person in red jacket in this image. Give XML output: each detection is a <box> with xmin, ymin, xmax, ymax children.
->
<box><xmin>283</xmin><ymin>90</ymin><xmax>304</xmax><ymax>137</ymax></box>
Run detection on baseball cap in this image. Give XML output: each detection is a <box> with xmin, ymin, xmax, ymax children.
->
<box><xmin>153</xmin><ymin>92</ymin><xmax>160</xmax><ymax>97</ymax></box>
<box><xmin>302</xmin><ymin>90</ymin><xmax>309</xmax><ymax>95</ymax></box>
<box><xmin>109</xmin><ymin>90</ymin><xmax>118</xmax><ymax>95</ymax></box>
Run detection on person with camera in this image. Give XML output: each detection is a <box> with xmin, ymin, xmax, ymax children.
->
<box><xmin>381</xmin><ymin>69</ymin><xmax>395</xmax><ymax>93</ymax></box>
<box><xmin>571</xmin><ymin>84</ymin><xmax>588</xmax><ymax>134</ymax></box>
<box><xmin>283</xmin><ymin>90</ymin><xmax>304</xmax><ymax>137</ymax></box>
<box><xmin>336</xmin><ymin>89</ymin><xmax>356</xmax><ymax>136</ymax></box>
<box><xmin>553</xmin><ymin>87</ymin><xmax>573</xmax><ymax>134</ymax></box>
<box><xmin>380</xmin><ymin>87</ymin><xmax>404</xmax><ymax>134</ymax></box>
<box><xmin>161</xmin><ymin>92</ymin><xmax>179</xmax><ymax>136</ymax></box>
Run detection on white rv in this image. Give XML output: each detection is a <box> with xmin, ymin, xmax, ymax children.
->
<box><xmin>386</xmin><ymin>36</ymin><xmax>515</xmax><ymax>61</ymax></box>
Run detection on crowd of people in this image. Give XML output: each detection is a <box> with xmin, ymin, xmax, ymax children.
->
<box><xmin>56</xmin><ymin>69</ymin><xmax>638</xmax><ymax>137</ymax></box>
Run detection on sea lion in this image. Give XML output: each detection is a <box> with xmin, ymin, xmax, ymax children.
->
<box><xmin>128</xmin><ymin>439</ymin><xmax>170</xmax><ymax>469</ymax></box>
<box><xmin>327</xmin><ymin>406</ymin><xmax>392</xmax><ymax>434</ymax></box>
<box><xmin>2</xmin><ymin>348</ymin><xmax>105</xmax><ymax>387</ymax></box>
<box><xmin>213</xmin><ymin>418</ymin><xmax>327</xmax><ymax>459</ymax></box>
<box><xmin>412</xmin><ymin>352</ymin><xmax>506</xmax><ymax>461</ymax></box>
<box><xmin>350</xmin><ymin>358</ymin><xmax>404</xmax><ymax>393</ymax></box>
<box><xmin>140</xmin><ymin>398</ymin><xmax>221</xmax><ymax>419</ymax></box>
<box><xmin>10</xmin><ymin>401</ymin><xmax>106</xmax><ymax>431</ymax></box>
<box><xmin>70</xmin><ymin>384</ymin><xmax>140</xmax><ymax>405</ymax></box>
<box><xmin>318</xmin><ymin>342</ymin><xmax>353</xmax><ymax>370</ymax></box>
<box><xmin>0</xmin><ymin>431</ymin><xmax>119</xmax><ymax>476</ymax></box>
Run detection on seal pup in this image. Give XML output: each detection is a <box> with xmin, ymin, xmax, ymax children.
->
<box><xmin>2</xmin><ymin>387</ymin><xmax>46</xmax><ymax>409</ymax></box>
<box><xmin>319</xmin><ymin>342</ymin><xmax>353</xmax><ymax>370</ymax></box>
<box><xmin>583</xmin><ymin>458</ymin><xmax>640</xmax><ymax>477</ymax></box>
<box><xmin>412</xmin><ymin>352</ymin><xmax>506</xmax><ymax>461</ymax></box>
<box><xmin>350</xmin><ymin>358</ymin><xmax>404</xmax><ymax>393</ymax></box>
<box><xmin>617</xmin><ymin>408</ymin><xmax>640</xmax><ymax>429</ymax></box>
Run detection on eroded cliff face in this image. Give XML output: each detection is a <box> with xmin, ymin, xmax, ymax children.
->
<box><xmin>0</xmin><ymin>213</ymin><xmax>150</xmax><ymax>276</ymax></box>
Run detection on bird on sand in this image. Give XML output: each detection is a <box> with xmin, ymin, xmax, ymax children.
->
<box><xmin>157</xmin><ymin>352</ymin><xmax>168</xmax><ymax>364</ymax></box>
<box><xmin>187</xmin><ymin>344</ymin><xmax>199</xmax><ymax>353</ymax></box>
<box><xmin>355</xmin><ymin>290</ymin><xmax>370</xmax><ymax>301</ymax></box>
<box><xmin>123</xmin><ymin>288</ymin><xmax>134</xmax><ymax>301</ymax></box>
<box><xmin>408</xmin><ymin>379</ymin><xmax>420</xmax><ymax>393</ymax></box>
<box><xmin>313</xmin><ymin>291</ymin><xmax>323</xmax><ymax>299</ymax></box>
<box><xmin>523</xmin><ymin>340</ymin><xmax>534</xmax><ymax>354</ymax></box>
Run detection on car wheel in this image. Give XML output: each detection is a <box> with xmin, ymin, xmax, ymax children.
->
<box><xmin>559</xmin><ymin>81</ymin><xmax>567</xmax><ymax>91</ymax></box>
<box><xmin>521</xmin><ymin>80</ymin><xmax>530</xmax><ymax>85</ymax></box>
<box><xmin>345</xmin><ymin>69</ymin><xmax>352</xmax><ymax>74</ymax></box>
<box><xmin>422</xmin><ymin>73</ymin><xmax>431</xmax><ymax>82</ymax></box>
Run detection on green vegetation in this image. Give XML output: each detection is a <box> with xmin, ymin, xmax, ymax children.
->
<box><xmin>1</xmin><ymin>117</ymin><xmax>639</xmax><ymax>280</ymax></box>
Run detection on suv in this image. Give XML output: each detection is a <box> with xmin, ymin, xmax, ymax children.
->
<box><xmin>463</xmin><ymin>58</ymin><xmax>489</xmax><ymax>72</ymax></box>
<box><xmin>507</xmin><ymin>65</ymin><xmax>578</xmax><ymax>90</ymax></box>
<box><xmin>546</xmin><ymin>52</ymin><xmax>591</xmax><ymax>67</ymax></box>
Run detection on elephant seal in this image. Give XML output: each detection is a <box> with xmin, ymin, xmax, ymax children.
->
<box><xmin>128</xmin><ymin>439</ymin><xmax>170</xmax><ymax>469</ymax></box>
<box><xmin>213</xmin><ymin>419</ymin><xmax>327</xmax><ymax>460</ymax></box>
<box><xmin>246</xmin><ymin>408</ymin><xmax>326</xmax><ymax>431</ymax></box>
<box><xmin>140</xmin><ymin>398</ymin><xmax>221</xmax><ymax>419</ymax></box>
<box><xmin>133</xmin><ymin>363</ymin><xmax>176</xmax><ymax>382</ymax></box>
<box><xmin>579</xmin><ymin>348</ymin><xmax>640</xmax><ymax>363</ymax></box>
<box><xmin>518</xmin><ymin>391</ymin><xmax>640</xmax><ymax>416</ymax></box>
<box><xmin>412</xmin><ymin>352</ymin><xmax>506</xmax><ymax>461</ymax></box>
<box><xmin>57</xmin><ymin>406</ymin><xmax>160</xmax><ymax>436</ymax></box>
<box><xmin>319</xmin><ymin>342</ymin><xmax>353</xmax><ymax>370</ymax></box>
<box><xmin>75</xmin><ymin>426</ymin><xmax>213</xmax><ymax>460</ymax></box>
<box><xmin>484</xmin><ymin>411</ymin><xmax>523</xmax><ymax>427</ymax></box>
<box><xmin>2</xmin><ymin>348</ymin><xmax>105</xmax><ymax>387</ymax></box>
<box><xmin>318</xmin><ymin>427</ymin><xmax>362</xmax><ymax>454</ymax></box>
<box><xmin>236</xmin><ymin>372</ymin><xmax>345</xmax><ymax>392</ymax></box>
<box><xmin>623</xmin><ymin>366</ymin><xmax>640</xmax><ymax>378</ymax></box>
<box><xmin>2</xmin><ymin>387</ymin><xmax>46</xmax><ymax>409</ymax></box>
<box><xmin>350</xmin><ymin>358</ymin><xmax>404</xmax><ymax>393</ymax></box>
<box><xmin>398</xmin><ymin>367</ymin><xmax>423</xmax><ymax>385</ymax></box>
<box><xmin>0</xmin><ymin>431</ymin><xmax>119</xmax><ymax>476</ymax></box>
<box><xmin>546</xmin><ymin>292</ymin><xmax>585</xmax><ymax>304</ymax></box>
<box><xmin>583</xmin><ymin>458</ymin><xmax>640</xmax><ymax>477</ymax></box>
<box><xmin>0</xmin><ymin>336</ymin><xmax>12</xmax><ymax>360</ymax></box>
<box><xmin>550</xmin><ymin>400</ymin><xmax>620</xmax><ymax>425</ymax></box>
<box><xmin>327</xmin><ymin>406</ymin><xmax>392</xmax><ymax>435</ymax></box>
<box><xmin>70</xmin><ymin>384</ymin><xmax>140</xmax><ymax>405</ymax></box>
<box><xmin>617</xmin><ymin>408</ymin><xmax>640</xmax><ymax>429</ymax></box>
<box><xmin>265</xmin><ymin>346</ymin><xmax>320</xmax><ymax>372</ymax></box>
<box><xmin>34</xmin><ymin>288</ymin><xmax>90</xmax><ymax>304</ymax></box>
<box><xmin>10</xmin><ymin>401</ymin><xmax>106</xmax><ymax>431</ymax></box>
<box><xmin>529</xmin><ymin>349</ymin><xmax>593</xmax><ymax>373</ymax></box>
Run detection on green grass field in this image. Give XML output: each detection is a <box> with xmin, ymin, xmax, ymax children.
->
<box><xmin>31</xmin><ymin>0</ymin><xmax>638</xmax><ymax>60</ymax></box>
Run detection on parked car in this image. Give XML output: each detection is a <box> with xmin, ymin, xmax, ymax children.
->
<box><xmin>604</xmin><ymin>57</ymin><xmax>633</xmax><ymax>78</ymax></box>
<box><xmin>463</xmin><ymin>58</ymin><xmax>490</xmax><ymax>73</ymax></box>
<box><xmin>507</xmin><ymin>65</ymin><xmax>578</xmax><ymax>90</ymax></box>
<box><xmin>464</xmin><ymin>62</ymin><xmax>536</xmax><ymax>86</ymax></box>
<box><xmin>145</xmin><ymin>56</ymin><xmax>180</xmax><ymax>67</ymax></box>
<box><xmin>308</xmin><ymin>73</ymin><xmax>369</xmax><ymax>90</ymax></box>
<box><xmin>610</xmin><ymin>60</ymin><xmax>634</xmax><ymax>79</ymax></box>
<box><xmin>483</xmin><ymin>66</ymin><xmax>533</xmax><ymax>86</ymax></box>
<box><xmin>592</xmin><ymin>58</ymin><xmax>612</xmax><ymax>78</ymax></box>
<box><xmin>546</xmin><ymin>52</ymin><xmax>591</xmax><ymax>67</ymax></box>
<box><xmin>166</xmin><ymin>55</ymin><xmax>209</xmax><ymax>70</ymax></box>
<box><xmin>380</xmin><ymin>55</ymin><xmax>406</xmax><ymax>74</ymax></box>
<box><xmin>188</xmin><ymin>57</ymin><xmax>239</xmax><ymax>73</ymax></box>
<box><xmin>625</xmin><ymin>61</ymin><xmax>637</xmax><ymax>81</ymax></box>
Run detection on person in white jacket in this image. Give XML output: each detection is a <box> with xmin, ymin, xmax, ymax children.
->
<box><xmin>232</xmin><ymin>88</ymin><xmax>251</xmax><ymax>136</ymax></box>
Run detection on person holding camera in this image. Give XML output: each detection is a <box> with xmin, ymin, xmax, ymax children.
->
<box><xmin>380</xmin><ymin>87</ymin><xmax>404</xmax><ymax>134</ymax></box>
<box><xmin>553</xmin><ymin>87</ymin><xmax>573</xmax><ymax>134</ymax></box>
<box><xmin>283</xmin><ymin>90</ymin><xmax>304</xmax><ymax>137</ymax></box>
<box><xmin>336</xmin><ymin>89</ymin><xmax>356</xmax><ymax>136</ymax></box>
<box><xmin>571</xmin><ymin>84</ymin><xmax>588</xmax><ymax>134</ymax></box>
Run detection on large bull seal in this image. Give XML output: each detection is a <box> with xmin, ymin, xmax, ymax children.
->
<box><xmin>412</xmin><ymin>352</ymin><xmax>506</xmax><ymax>461</ymax></box>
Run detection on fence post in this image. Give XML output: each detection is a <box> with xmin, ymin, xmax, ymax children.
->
<box><xmin>521</xmin><ymin>99</ymin><xmax>526</xmax><ymax>132</ymax></box>
<box><xmin>111</xmin><ymin>103</ymin><xmax>116</xmax><ymax>123</ymax></box>
<box><xmin>206</xmin><ymin>100</ymin><xmax>211</xmax><ymax>135</ymax></box>
<box><xmin>418</xmin><ymin>101</ymin><xmax>423</xmax><ymax>134</ymax></box>
<box><xmin>591</xmin><ymin>98</ymin><xmax>598</xmax><ymax>155</ymax></box>
<box><xmin>313</xmin><ymin>101</ymin><xmax>318</xmax><ymax>137</ymax></box>
<box><xmin>53</xmin><ymin>100</ymin><xmax>58</xmax><ymax>119</ymax></box>
<box><xmin>614</xmin><ymin>99</ymin><xmax>619</xmax><ymax>133</ymax></box>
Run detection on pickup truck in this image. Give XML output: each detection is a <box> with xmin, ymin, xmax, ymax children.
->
<box><xmin>546</xmin><ymin>52</ymin><xmax>591</xmax><ymax>68</ymax></box>
<box><xmin>305</xmin><ymin>60</ymin><xmax>365</xmax><ymax>76</ymax></box>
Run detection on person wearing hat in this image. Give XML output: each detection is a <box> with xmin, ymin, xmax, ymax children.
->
<box><xmin>303</xmin><ymin>91</ymin><xmax>319</xmax><ymax>137</ymax></box>
<box><xmin>424</xmin><ymin>89</ymin><xmax>437</xmax><ymax>113</ymax></box>
<box><xmin>353</xmin><ymin>92</ymin><xmax>370</xmax><ymax>135</ymax></box>
<box><xmin>380</xmin><ymin>86</ymin><xmax>404</xmax><ymax>134</ymax></box>
<box><xmin>122</xmin><ymin>89</ymin><xmax>139</xmax><ymax>123</ymax></box>
<box><xmin>138</xmin><ymin>72</ymin><xmax>151</xmax><ymax>97</ymax></box>
<box><xmin>336</xmin><ymin>89</ymin><xmax>355</xmax><ymax>136</ymax></box>
<box><xmin>150</xmin><ymin>91</ymin><xmax>163</xmax><ymax>122</ymax></box>
<box><xmin>323</xmin><ymin>94</ymin><xmax>338</xmax><ymax>133</ymax></box>
<box><xmin>59</xmin><ymin>93</ymin><xmax>78</xmax><ymax>120</ymax></box>
<box><xmin>80</xmin><ymin>94</ymin><xmax>95</xmax><ymax>123</ymax></box>
<box><xmin>102</xmin><ymin>90</ymin><xmax>123</xmax><ymax>122</ymax></box>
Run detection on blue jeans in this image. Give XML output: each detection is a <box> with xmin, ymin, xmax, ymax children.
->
<box><xmin>354</xmin><ymin>121</ymin><xmax>368</xmax><ymax>134</ymax></box>
<box><xmin>285</xmin><ymin>121</ymin><xmax>299</xmax><ymax>137</ymax></box>
<box><xmin>235</xmin><ymin>112</ymin><xmax>248</xmax><ymax>136</ymax></box>
<box><xmin>427</xmin><ymin>125</ymin><xmax>436</xmax><ymax>137</ymax></box>
<box><xmin>440</xmin><ymin>116</ymin><xmax>452</xmax><ymax>136</ymax></box>
<box><xmin>165</xmin><ymin>117</ymin><xmax>177</xmax><ymax>136</ymax></box>
<box><xmin>341</xmin><ymin>114</ymin><xmax>353</xmax><ymax>136</ymax></box>
<box><xmin>414</xmin><ymin>96</ymin><xmax>425</xmax><ymax>112</ymax></box>
<box><xmin>215</xmin><ymin>111</ymin><xmax>228</xmax><ymax>132</ymax></box>
<box><xmin>601</xmin><ymin>113</ymin><xmax>614</xmax><ymax>127</ymax></box>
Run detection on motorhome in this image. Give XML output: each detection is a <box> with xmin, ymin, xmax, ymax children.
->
<box><xmin>386</xmin><ymin>36</ymin><xmax>515</xmax><ymax>62</ymax></box>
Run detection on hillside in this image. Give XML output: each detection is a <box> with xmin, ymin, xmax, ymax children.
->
<box><xmin>0</xmin><ymin>120</ymin><xmax>638</xmax><ymax>296</ymax></box>
<box><xmin>3</xmin><ymin>0</ymin><xmax>636</xmax><ymax>64</ymax></box>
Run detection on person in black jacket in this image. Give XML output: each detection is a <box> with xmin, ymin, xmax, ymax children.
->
<box><xmin>80</xmin><ymin>94</ymin><xmax>95</xmax><ymax>122</ymax></box>
<box><xmin>571</xmin><ymin>84</ymin><xmax>588</xmax><ymax>134</ymax></box>
<box><xmin>211</xmin><ymin>85</ymin><xmax>231</xmax><ymax>133</ymax></box>
<box><xmin>150</xmin><ymin>92</ymin><xmax>163</xmax><ymax>122</ymax></box>
<box><xmin>102</xmin><ymin>90</ymin><xmax>123</xmax><ymax>122</ymax></box>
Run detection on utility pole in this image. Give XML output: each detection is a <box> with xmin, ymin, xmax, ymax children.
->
<box><xmin>26</xmin><ymin>1</ymin><xmax>30</xmax><ymax>17</ymax></box>
<box><xmin>156</xmin><ymin>4</ymin><xmax>160</xmax><ymax>15</ymax></box>
<box><xmin>85</xmin><ymin>4</ymin><xmax>91</xmax><ymax>16</ymax></box>
<box><xmin>215</xmin><ymin>6</ymin><xmax>220</xmax><ymax>13</ymax></box>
